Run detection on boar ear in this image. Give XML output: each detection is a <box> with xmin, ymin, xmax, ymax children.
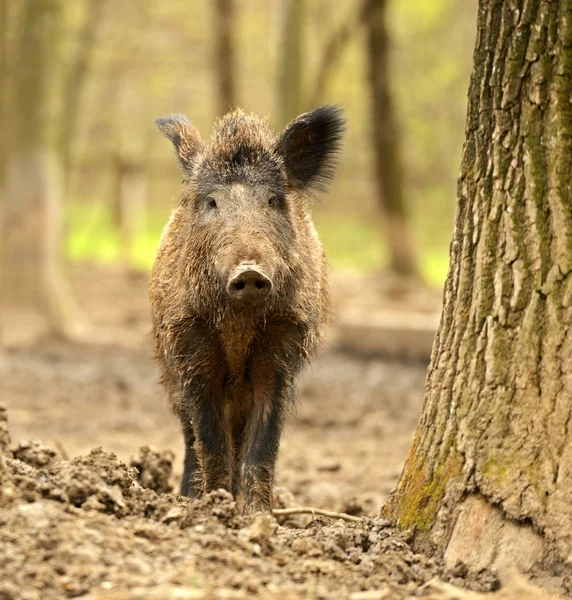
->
<box><xmin>275</xmin><ymin>105</ymin><xmax>345</xmax><ymax>192</ymax></box>
<box><xmin>155</xmin><ymin>114</ymin><xmax>202</xmax><ymax>175</ymax></box>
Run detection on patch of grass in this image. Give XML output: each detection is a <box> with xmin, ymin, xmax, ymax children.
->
<box><xmin>316</xmin><ymin>212</ymin><xmax>450</xmax><ymax>285</ymax></box>
<box><xmin>66</xmin><ymin>202</ymin><xmax>121</xmax><ymax>264</ymax></box>
<box><xmin>314</xmin><ymin>212</ymin><xmax>386</xmax><ymax>273</ymax></box>
<box><xmin>65</xmin><ymin>202</ymin><xmax>163</xmax><ymax>270</ymax></box>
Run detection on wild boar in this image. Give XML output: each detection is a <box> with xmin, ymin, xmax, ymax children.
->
<box><xmin>150</xmin><ymin>106</ymin><xmax>345</xmax><ymax>513</ymax></box>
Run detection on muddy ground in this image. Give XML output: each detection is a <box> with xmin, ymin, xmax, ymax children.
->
<box><xmin>0</xmin><ymin>268</ymin><xmax>556</xmax><ymax>599</ymax></box>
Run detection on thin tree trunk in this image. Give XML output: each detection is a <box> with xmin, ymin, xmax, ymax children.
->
<box><xmin>0</xmin><ymin>0</ymin><xmax>83</xmax><ymax>344</ymax></box>
<box><xmin>213</xmin><ymin>0</ymin><xmax>236</xmax><ymax>115</ymax></box>
<box><xmin>384</xmin><ymin>0</ymin><xmax>572</xmax><ymax>578</ymax></box>
<box><xmin>309</xmin><ymin>0</ymin><xmax>376</xmax><ymax>108</ymax></box>
<box><xmin>111</xmin><ymin>156</ymin><xmax>147</xmax><ymax>268</ymax></box>
<box><xmin>277</xmin><ymin>0</ymin><xmax>304</xmax><ymax>126</ymax></box>
<box><xmin>109</xmin><ymin>77</ymin><xmax>148</xmax><ymax>269</ymax></box>
<box><xmin>60</xmin><ymin>0</ymin><xmax>106</xmax><ymax>181</ymax></box>
<box><xmin>0</xmin><ymin>0</ymin><xmax>7</xmax><ymax>334</ymax></box>
<box><xmin>0</xmin><ymin>0</ymin><xmax>7</xmax><ymax>186</ymax></box>
<box><xmin>366</xmin><ymin>0</ymin><xmax>418</xmax><ymax>278</ymax></box>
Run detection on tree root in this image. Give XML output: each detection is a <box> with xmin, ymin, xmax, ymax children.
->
<box><xmin>272</xmin><ymin>506</ymin><xmax>362</xmax><ymax>523</ymax></box>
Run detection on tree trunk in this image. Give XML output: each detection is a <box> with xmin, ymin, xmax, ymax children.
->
<box><xmin>213</xmin><ymin>0</ymin><xmax>236</xmax><ymax>116</ymax></box>
<box><xmin>0</xmin><ymin>0</ymin><xmax>7</xmax><ymax>191</ymax></box>
<box><xmin>60</xmin><ymin>0</ymin><xmax>106</xmax><ymax>181</ymax></box>
<box><xmin>111</xmin><ymin>156</ymin><xmax>147</xmax><ymax>268</ymax></box>
<box><xmin>109</xmin><ymin>80</ymin><xmax>148</xmax><ymax>269</ymax></box>
<box><xmin>366</xmin><ymin>0</ymin><xmax>418</xmax><ymax>278</ymax></box>
<box><xmin>384</xmin><ymin>0</ymin><xmax>572</xmax><ymax>577</ymax></box>
<box><xmin>309</xmin><ymin>0</ymin><xmax>375</xmax><ymax>108</ymax></box>
<box><xmin>277</xmin><ymin>0</ymin><xmax>304</xmax><ymax>125</ymax></box>
<box><xmin>0</xmin><ymin>0</ymin><xmax>83</xmax><ymax>344</ymax></box>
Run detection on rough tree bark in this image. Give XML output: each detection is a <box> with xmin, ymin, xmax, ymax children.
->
<box><xmin>213</xmin><ymin>0</ymin><xmax>236</xmax><ymax>115</ymax></box>
<box><xmin>367</xmin><ymin>0</ymin><xmax>418</xmax><ymax>278</ymax></box>
<box><xmin>277</xmin><ymin>0</ymin><xmax>304</xmax><ymax>125</ymax></box>
<box><xmin>384</xmin><ymin>0</ymin><xmax>572</xmax><ymax>577</ymax></box>
<box><xmin>0</xmin><ymin>0</ymin><xmax>83</xmax><ymax>344</ymax></box>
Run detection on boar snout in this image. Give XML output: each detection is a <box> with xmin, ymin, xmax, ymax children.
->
<box><xmin>226</xmin><ymin>263</ymin><xmax>272</xmax><ymax>305</ymax></box>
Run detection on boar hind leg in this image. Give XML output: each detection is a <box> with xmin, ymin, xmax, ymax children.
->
<box><xmin>181</xmin><ymin>374</ymin><xmax>232</xmax><ymax>495</ymax></box>
<box><xmin>242</xmin><ymin>371</ymin><xmax>291</xmax><ymax>514</ymax></box>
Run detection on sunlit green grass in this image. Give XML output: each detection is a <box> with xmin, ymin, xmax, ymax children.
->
<box><xmin>314</xmin><ymin>212</ymin><xmax>385</xmax><ymax>273</ymax></box>
<box><xmin>65</xmin><ymin>202</ymin><xmax>450</xmax><ymax>286</ymax></box>
<box><xmin>66</xmin><ymin>202</ymin><xmax>161</xmax><ymax>271</ymax></box>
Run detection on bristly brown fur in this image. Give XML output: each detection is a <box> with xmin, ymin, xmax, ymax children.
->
<box><xmin>194</xmin><ymin>109</ymin><xmax>285</xmax><ymax>195</ymax></box>
<box><xmin>150</xmin><ymin>106</ymin><xmax>345</xmax><ymax>514</ymax></box>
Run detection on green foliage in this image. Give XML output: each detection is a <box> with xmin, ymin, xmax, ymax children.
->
<box><xmin>314</xmin><ymin>212</ymin><xmax>385</xmax><ymax>273</ymax></box>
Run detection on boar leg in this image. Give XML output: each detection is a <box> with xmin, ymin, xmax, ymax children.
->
<box><xmin>181</xmin><ymin>374</ymin><xmax>231</xmax><ymax>495</ymax></box>
<box><xmin>242</xmin><ymin>370</ymin><xmax>290</xmax><ymax>514</ymax></box>
<box><xmin>231</xmin><ymin>416</ymin><xmax>247</xmax><ymax>503</ymax></box>
<box><xmin>180</xmin><ymin>425</ymin><xmax>201</xmax><ymax>497</ymax></box>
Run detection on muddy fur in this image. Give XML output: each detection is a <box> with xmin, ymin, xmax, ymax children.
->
<box><xmin>150</xmin><ymin>106</ymin><xmax>345</xmax><ymax>513</ymax></box>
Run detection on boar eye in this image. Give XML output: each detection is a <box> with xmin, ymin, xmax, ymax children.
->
<box><xmin>206</xmin><ymin>196</ymin><xmax>217</xmax><ymax>209</ymax></box>
<box><xmin>268</xmin><ymin>195</ymin><xmax>279</xmax><ymax>207</ymax></box>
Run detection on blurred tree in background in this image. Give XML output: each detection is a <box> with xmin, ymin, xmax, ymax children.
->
<box><xmin>214</xmin><ymin>0</ymin><xmax>237</xmax><ymax>115</ymax></box>
<box><xmin>0</xmin><ymin>0</ymin><xmax>478</xmax><ymax>335</ymax></box>
<box><xmin>366</xmin><ymin>0</ymin><xmax>417</xmax><ymax>277</ymax></box>
<box><xmin>60</xmin><ymin>0</ymin><xmax>106</xmax><ymax>183</ymax></box>
<box><xmin>277</xmin><ymin>0</ymin><xmax>304</xmax><ymax>125</ymax></box>
<box><xmin>0</xmin><ymin>0</ymin><xmax>6</xmax><ymax>188</ymax></box>
<box><xmin>0</xmin><ymin>0</ymin><xmax>82</xmax><ymax>343</ymax></box>
<box><xmin>308</xmin><ymin>0</ymin><xmax>373</xmax><ymax>109</ymax></box>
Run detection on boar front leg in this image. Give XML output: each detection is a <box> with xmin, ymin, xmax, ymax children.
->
<box><xmin>180</xmin><ymin>373</ymin><xmax>231</xmax><ymax>495</ymax></box>
<box><xmin>242</xmin><ymin>324</ymin><xmax>306</xmax><ymax>514</ymax></box>
<box><xmin>173</xmin><ymin>324</ymin><xmax>231</xmax><ymax>497</ymax></box>
<box><xmin>180</xmin><ymin>424</ymin><xmax>201</xmax><ymax>497</ymax></box>
<box><xmin>242</xmin><ymin>368</ymin><xmax>293</xmax><ymax>514</ymax></box>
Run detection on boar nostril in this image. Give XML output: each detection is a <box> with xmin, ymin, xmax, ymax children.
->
<box><xmin>227</xmin><ymin>267</ymin><xmax>273</xmax><ymax>304</ymax></box>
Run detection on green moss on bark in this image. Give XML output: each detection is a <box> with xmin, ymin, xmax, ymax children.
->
<box><xmin>386</xmin><ymin>451</ymin><xmax>462</xmax><ymax>532</ymax></box>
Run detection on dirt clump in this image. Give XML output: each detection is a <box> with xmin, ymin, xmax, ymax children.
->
<box><xmin>0</xmin><ymin>403</ymin><xmax>11</xmax><ymax>453</ymax></box>
<box><xmin>12</xmin><ymin>439</ymin><xmax>60</xmax><ymax>468</ymax></box>
<box><xmin>130</xmin><ymin>446</ymin><xmax>175</xmax><ymax>494</ymax></box>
